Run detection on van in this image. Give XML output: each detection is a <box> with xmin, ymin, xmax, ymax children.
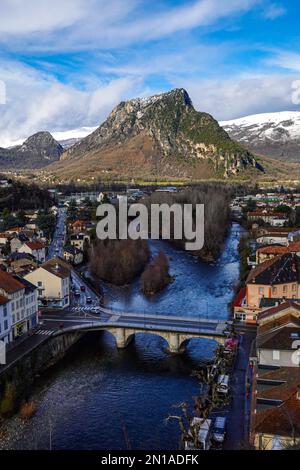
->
<box><xmin>212</xmin><ymin>416</ymin><xmax>227</xmax><ymax>443</ymax></box>
<box><xmin>216</xmin><ymin>375</ymin><xmax>229</xmax><ymax>394</ymax></box>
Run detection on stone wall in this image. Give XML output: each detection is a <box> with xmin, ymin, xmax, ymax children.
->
<box><xmin>0</xmin><ymin>332</ymin><xmax>83</xmax><ymax>414</ymax></box>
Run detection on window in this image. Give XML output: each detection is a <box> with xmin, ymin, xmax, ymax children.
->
<box><xmin>3</xmin><ymin>306</ymin><xmax>7</xmax><ymax>317</ymax></box>
<box><xmin>272</xmin><ymin>286</ymin><xmax>277</xmax><ymax>295</ymax></box>
<box><xmin>259</xmin><ymin>287</ymin><xmax>264</xmax><ymax>295</ymax></box>
<box><xmin>283</xmin><ymin>285</ymin><xmax>287</xmax><ymax>293</ymax></box>
<box><xmin>4</xmin><ymin>320</ymin><xmax>8</xmax><ymax>330</ymax></box>
<box><xmin>273</xmin><ymin>350</ymin><xmax>280</xmax><ymax>361</ymax></box>
<box><xmin>293</xmin><ymin>284</ymin><xmax>297</xmax><ymax>292</ymax></box>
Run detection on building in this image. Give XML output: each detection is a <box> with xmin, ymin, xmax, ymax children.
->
<box><xmin>247</xmin><ymin>210</ymin><xmax>289</xmax><ymax>226</ymax></box>
<box><xmin>18</xmin><ymin>241</ymin><xmax>46</xmax><ymax>263</ymax></box>
<box><xmin>25</xmin><ymin>257</ymin><xmax>71</xmax><ymax>308</ymax></box>
<box><xmin>63</xmin><ymin>246</ymin><xmax>83</xmax><ymax>265</ymax></box>
<box><xmin>70</xmin><ymin>233</ymin><xmax>90</xmax><ymax>251</ymax></box>
<box><xmin>256</xmin><ymin>315</ymin><xmax>300</xmax><ymax>367</ymax></box>
<box><xmin>0</xmin><ymin>269</ymin><xmax>38</xmax><ymax>340</ymax></box>
<box><xmin>246</xmin><ymin>253</ymin><xmax>299</xmax><ymax>309</ymax></box>
<box><xmin>234</xmin><ymin>253</ymin><xmax>300</xmax><ymax>324</ymax></box>
<box><xmin>10</xmin><ymin>233</ymin><xmax>30</xmax><ymax>253</ymax></box>
<box><xmin>256</xmin><ymin>243</ymin><xmax>300</xmax><ymax>264</ymax></box>
<box><xmin>250</xmin><ymin>305</ymin><xmax>300</xmax><ymax>449</ymax></box>
<box><xmin>70</xmin><ymin>220</ymin><xmax>87</xmax><ymax>234</ymax></box>
<box><xmin>256</xmin><ymin>232</ymin><xmax>289</xmax><ymax>246</ymax></box>
<box><xmin>0</xmin><ymin>295</ymin><xmax>12</xmax><ymax>344</ymax></box>
<box><xmin>6</xmin><ymin>252</ymin><xmax>37</xmax><ymax>276</ymax></box>
<box><xmin>251</xmin><ymin>369</ymin><xmax>300</xmax><ymax>450</ymax></box>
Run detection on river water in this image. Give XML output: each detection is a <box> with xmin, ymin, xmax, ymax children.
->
<box><xmin>4</xmin><ymin>223</ymin><xmax>242</xmax><ymax>450</ymax></box>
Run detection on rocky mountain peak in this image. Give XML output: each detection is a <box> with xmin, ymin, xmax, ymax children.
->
<box><xmin>55</xmin><ymin>88</ymin><xmax>259</xmax><ymax>180</ymax></box>
<box><xmin>0</xmin><ymin>131</ymin><xmax>63</xmax><ymax>169</ymax></box>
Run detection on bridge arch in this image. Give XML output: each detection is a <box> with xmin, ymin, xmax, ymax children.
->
<box><xmin>112</xmin><ymin>328</ymin><xmax>172</xmax><ymax>352</ymax></box>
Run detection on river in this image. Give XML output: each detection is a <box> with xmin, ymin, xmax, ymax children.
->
<box><xmin>2</xmin><ymin>223</ymin><xmax>242</xmax><ymax>450</ymax></box>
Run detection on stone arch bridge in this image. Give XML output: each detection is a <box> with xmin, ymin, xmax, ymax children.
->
<box><xmin>49</xmin><ymin>312</ymin><xmax>230</xmax><ymax>354</ymax></box>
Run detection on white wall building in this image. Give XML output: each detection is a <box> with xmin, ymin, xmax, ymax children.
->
<box><xmin>0</xmin><ymin>270</ymin><xmax>38</xmax><ymax>340</ymax></box>
<box><xmin>25</xmin><ymin>258</ymin><xmax>71</xmax><ymax>309</ymax></box>
<box><xmin>0</xmin><ymin>296</ymin><xmax>12</xmax><ymax>344</ymax></box>
<box><xmin>19</xmin><ymin>241</ymin><xmax>46</xmax><ymax>263</ymax></box>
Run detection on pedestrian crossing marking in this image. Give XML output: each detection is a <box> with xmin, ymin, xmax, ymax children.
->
<box><xmin>36</xmin><ymin>330</ymin><xmax>53</xmax><ymax>336</ymax></box>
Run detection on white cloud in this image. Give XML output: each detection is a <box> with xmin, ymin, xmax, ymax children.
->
<box><xmin>263</xmin><ymin>2</ymin><xmax>286</xmax><ymax>20</ymax></box>
<box><xmin>266</xmin><ymin>50</ymin><xmax>300</xmax><ymax>72</ymax></box>
<box><xmin>176</xmin><ymin>73</ymin><xmax>299</xmax><ymax>120</ymax></box>
<box><xmin>0</xmin><ymin>61</ymin><xmax>143</xmax><ymax>147</ymax></box>
<box><xmin>0</xmin><ymin>0</ymin><xmax>259</xmax><ymax>51</ymax></box>
<box><xmin>0</xmin><ymin>0</ymin><xmax>86</xmax><ymax>34</ymax></box>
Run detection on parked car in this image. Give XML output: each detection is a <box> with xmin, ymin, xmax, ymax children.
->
<box><xmin>86</xmin><ymin>296</ymin><xmax>92</xmax><ymax>304</ymax></box>
<box><xmin>74</xmin><ymin>290</ymin><xmax>81</xmax><ymax>297</ymax></box>
<box><xmin>80</xmin><ymin>285</ymin><xmax>86</xmax><ymax>292</ymax></box>
<box><xmin>216</xmin><ymin>375</ymin><xmax>230</xmax><ymax>395</ymax></box>
<box><xmin>212</xmin><ymin>416</ymin><xmax>227</xmax><ymax>444</ymax></box>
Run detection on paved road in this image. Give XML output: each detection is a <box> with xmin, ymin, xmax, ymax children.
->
<box><xmin>70</xmin><ymin>269</ymin><xmax>100</xmax><ymax>308</ymax></box>
<box><xmin>47</xmin><ymin>207</ymin><xmax>67</xmax><ymax>259</ymax></box>
<box><xmin>40</xmin><ymin>310</ymin><xmax>229</xmax><ymax>337</ymax></box>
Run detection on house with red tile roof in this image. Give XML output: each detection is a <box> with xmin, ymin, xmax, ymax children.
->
<box><xmin>251</xmin><ymin>368</ymin><xmax>300</xmax><ymax>449</ymax></box>
<box><xmin>256</xmin><ymin>243</ymin><xmax>300</xmax><ymax>264</ymax></box>
<box><xmin>18</xmin><ymin>240</ymin><xmax>46</xmax><ymax>263</ymax></box>
<box><xmin>24</xmin><ymin>257</ymin><xmax>71</xmax><ymax>309</ymax></box>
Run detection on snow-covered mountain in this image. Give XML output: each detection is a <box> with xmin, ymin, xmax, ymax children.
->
<box><xmin>52</xmin><ymin>126</ymin><xmax>97</xmax><ymax>148</ymax></box>
<box><xmin>220</xmin><ymin>111</ymin><xmax>300</xmax><ymax>161</ymax></box>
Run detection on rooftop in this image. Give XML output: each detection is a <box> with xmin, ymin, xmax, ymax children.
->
<box><xmin>0</xmin><ymin>269</ymin><xmax>25</xmax><ymax>294</ymax></box>
<box><xmin>246</xmin><ymin>253</ymin><xmax>298</xmax><ymax>286</ymax></box>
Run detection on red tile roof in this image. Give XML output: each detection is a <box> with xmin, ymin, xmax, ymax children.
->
<box><xmin>257</xmin><ymin>245</ymin><xmax>288</xmax><ymax>255</ymax></box>
<box><xmin>0</xmin><ymin>294</ymin><xmax>9</xmax><ymax>306</ymax></box>
<box><xmin>25</xmin><ymin>241</ymin><xmax>45</xmax><ymax>250</ymax></box>
<box><xmin>0</xmin><ymin>269</ymin><xmax>25</xmax><ymax>294</ymax></box>
<box><xmin>233</xmin><ymin>287</ymin><xmax>246</xmax><ymax>308</ymax></box>
<box><xmin>259</xmin><ymin>301</ymin><xmax>300</xmax><ymax>321</ymax></box>
<box><xmin>257</xmin><ymin>243</ymin><xmax>300</xmax><ymax>255</ymax></box>
<box><xmin>254</xmin><ymin>369</ymin><xmax>300</xmax><ymax>438</ymax></box>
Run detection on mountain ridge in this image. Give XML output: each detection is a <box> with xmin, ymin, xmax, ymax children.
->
<box><xmin>0</xmin><ymin>131</ymin><xmax>63</xmax><ymax>169</ymax></box>
<box><xmin>50</xmin><ymin>88</ymin><xmax>258</xmax><ymax>181</ymax></box>
<box><xmin>221</xmin><ymin>111</ymin><xmax>300</xmax><ymax>161</ymax></box>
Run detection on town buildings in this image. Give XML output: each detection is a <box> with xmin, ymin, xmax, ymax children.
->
<box><xmin>63</xmin><ymin>246</ymin><xmax>83</xmax><ymax>265</ymax></box>
<box><xmin>250</xmin><ymin>302</ymin><xmax>300</xmax><ymax>449</ymax></box>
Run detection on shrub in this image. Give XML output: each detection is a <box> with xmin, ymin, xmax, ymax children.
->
<box><xmin>0</xmin><ymin>382</ymin><xmax>16</xmax><ymax>417</ymax></box>
<box><xmin>20</xmin><ymin>401</ymin><xmax>37</xmax><ymax>421</ymax></box>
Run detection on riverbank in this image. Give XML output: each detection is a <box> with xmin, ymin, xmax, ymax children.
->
<box><xmin>0</xmin><ymin>331</ymin><xmax>83</xmax><ymax>421</ymax></box>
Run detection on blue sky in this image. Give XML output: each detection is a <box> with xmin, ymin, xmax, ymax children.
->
<box><xmin>0</xmin><ymin>0</ymin><xmax>300</xmax><ymax>146</ymax></box>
